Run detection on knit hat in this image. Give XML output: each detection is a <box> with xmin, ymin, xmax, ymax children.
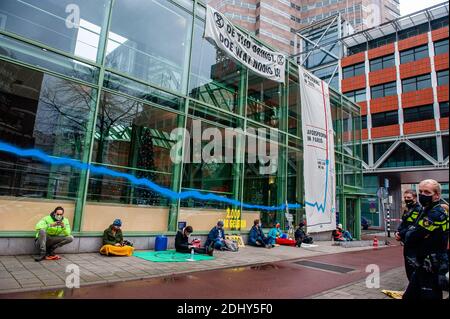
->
<box><xmin>276</xmin><ymin>223</ymin><xmax>280</xmax><ymax>228</ymax></box>
<box><xmin>113</xmin><ymin>219</ymin><xmax>122</xmax><ymax>227</ymax></box>
<box><xmin>217</xmin><ymin>220</ymin><xmax>224</xmax><ymax>227</ymax></box>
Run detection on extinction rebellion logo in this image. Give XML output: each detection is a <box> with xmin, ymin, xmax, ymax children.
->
<box><xmin>214</xmin><ymin>12</ymin><xmax>224</xmax><ymax>28</ymax></box>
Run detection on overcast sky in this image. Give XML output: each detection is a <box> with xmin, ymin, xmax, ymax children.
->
<box><xmin>400</xmin><ymin>0</ymin><xmax>446</xmax><ymax>15</ymax></box>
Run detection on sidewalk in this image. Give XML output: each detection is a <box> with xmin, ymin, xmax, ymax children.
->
<box><xmin>0</xmin><ymin>241</ymin><xmax>379</xmax><ymax>295</ymax></box>
<box><xmin>309</xmin><ymin>266</ymin><xmax>449</xmax><ymax>299</ymax></box>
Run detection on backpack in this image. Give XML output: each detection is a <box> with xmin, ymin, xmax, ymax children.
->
<box><xmin>224</xmin><ymin>239</ymin><xmax>239</xmax><ymax>252</ymax></box>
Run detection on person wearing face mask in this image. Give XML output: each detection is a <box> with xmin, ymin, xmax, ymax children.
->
<box><xmin>395</xmin><ymin>189</ymin><xmax>422</xmax><ymax>281</ymax></box>
<box><xmin>100</xmin><ymin>219</ymin><xmax>134</xmax><ymax>256</ymax></box>
<box><xmin>248</xmin><ymin>219</ymin><xmax>271</xmax><ymax>248</ymax></box>
<box><xmin>34</xmin><ymin>206</ymin><xmax>73</xmax><ymax>261</ymax></box>
<box><xmin>205</xmin><ymin>220</ymin><xmax>226</xmax><ymax>250</ymax></box>
<box><xmin>403</xmin><ymin>179</ymin><xmax>449</xmax><ymax>299</ymax></box>
<box><xmin>175</xmin><ymin>226</ymin><xmax>214</xmax><ymax>256</ymax></box>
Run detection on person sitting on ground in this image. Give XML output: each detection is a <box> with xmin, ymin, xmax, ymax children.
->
<box><xmin>205</xmin><ymin>220</ymin><xmax>226</xmax><ymax>250</ymax></box>
<box><xmin>332</xmin><ymin>224</ymin><xmax>353</xmax><ymax>241</ymax></box>
<box><xmin>269</xmin><ymin>223</ymin><xmax>297</xmax><ymax>246</ymax></box>
<box><xmin>34</xmin><ymin>206</ymin><xmax>73</xmax><ymax>262</ymax></box>
<box><xmin>267</xmin><ymin>223</ymin><xmax>283</xmax><ymax>246</ymax></box>
<box><xmin>100</xmin><ymin>219</ymin><xmax>134</xmax><ymax>256</ymax></box>
<box><xmin>175</xmin><ymin>225</ymin><xmax>214</xmax><ymax>256</ymax></box>
<box><xmin>248</xmin><ymin>219</ymin><xmax>271</xmax><ymax>248</ymax></box>
<box><xmin>295</xmin><ymin>222</ymin><xmax>314</xmax><ymax>247</ymax></box>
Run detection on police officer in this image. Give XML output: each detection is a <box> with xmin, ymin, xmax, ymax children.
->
<box><xmin>403</xmin><ymin>179</ymin><xmax>449</xmax><ymax>299</ymax></box>
<box><xmin>395</xmin><ymin>189</ymin><xmax>422</xmax><ymax>281</ymax></box>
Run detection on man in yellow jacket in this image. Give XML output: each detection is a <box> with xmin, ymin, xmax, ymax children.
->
<box><xmin>34</xmin><ymin>206</ymin><xmax>73</xmax><ymax>261</ymax></box>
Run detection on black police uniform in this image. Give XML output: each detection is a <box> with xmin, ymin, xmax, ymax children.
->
<box><xmin>397</xmin><ymin>202</ymin><xmax>422</xmax><ymax>281</ymax></box>
<box><xmin>403</xmin><ymin>202</ymin><xmax>449</xmax><ymax>299</ymax></box>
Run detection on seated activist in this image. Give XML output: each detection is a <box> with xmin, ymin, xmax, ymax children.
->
<box><xmin>294</xmin><ymin>222</ymin><xmax>314</xmax><ymax>247</ymax></box>
<box><xmin>205</xmin><ymin>220</ymin><xmax>226</xmax><ymax>250</ymax></box>
<box><xmin>175</xmin><ymin>225</ymin><xmax>214</xmax><ymax>256</ymax></box>
<box><xmin>332</xmin><ymin>223</ymin><xmax>353</xmax><ymax>241</ymax></box>
<box><xmin>248</xmin><ymin>219</ymin><xmax>271</xmax><ymax>248</ymax></box>
<box><xmin>34</xmin><ymin>206</ymin><xmax>73</xmax><ymax>261</ymax></box>
<box><xmin>269</xmin><ymin>223</ymin><xmax>296</xmax><ymax>246</ymax></box>
<box><xmin>100</xmin><ymin>219</ymin><xmax>134</xmax><ymax>256</ymax></box>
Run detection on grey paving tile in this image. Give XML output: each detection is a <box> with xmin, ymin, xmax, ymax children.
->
<box><xmin>0</xmin><ymin>279</ymin><xmax>21</xmax><ymax>290</ymax></box>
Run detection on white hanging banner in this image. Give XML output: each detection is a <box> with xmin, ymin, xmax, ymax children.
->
<box><xmin>299</xmin><ymin>67</ymin><xmax>336</xmax><ymax>233</ymax></box>
<box><xmin>204</xmin><ymin>5</ymin><xmax>285</xmax><ymax>83</ymax></box>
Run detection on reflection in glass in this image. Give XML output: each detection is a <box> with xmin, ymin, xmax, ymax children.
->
<box><xmin>0</xmin><ymin>60</ymin><xmax>93</xmax><ymax>198</ymax></box>
<box><xmin>90</xmin><ymin>91</ymin><xmax>181</xmax><ymax>205</ymax></box>
<box><xmin>247</xmin><ymin>74</ymin><xmax>281</xmax><ymax>129</ymax></box>
<box><xmin>189</xmin><ymin>19</ymin><xmax>241</xmax><ymax>113</ymax></box>
<box><xmin>0</xmin><ymin>0</ymin><xmax>108</xmax><ymax>61</ymax></box>
<box><xmin>106</xmin><ymin>0</ymin><xmax>192</xmax><ymax>93</ymax></box>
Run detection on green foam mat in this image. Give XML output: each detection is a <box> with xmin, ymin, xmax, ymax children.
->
<box><xmin>133</xmin><ymin>250</ymin><xmax>215</xmax><ymax>262</ymax></box>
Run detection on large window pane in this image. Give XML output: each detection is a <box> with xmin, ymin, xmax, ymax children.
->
<box><xmin>0</xmin><ymin>34</ymin><xmax>99</xmax><ymax>84</ymax></box>
<box><xmin>247</xmin><ymin>74</ymin><xmax>282</xmax><ymax>129</ymax></box>
<box><xmin>189</xmin><ymin>18</ymin><xmax>241</xmax><ymax>113</ymax></box>
<box><xmin>87</xmin><ymin>165</ymin><xmax>171</xmax><ymax>206</ymax></box>
<box><xmin>0</xmin><ymin>60</ymin><xmax>94</xmax><ymax>198</ymax></box>
<box><xmin>403</xmin><ymin>105</ymin><xmax>434</xmax><ymax>123</ymax></box>
<box><xmin>288</xmin><ymin>74</ymin><xmax>301</xmax><ymax>137</ymax></box>
<box><xmin>106</xmin><ymin>0</ymin><xmax>193</xmax><ymax>93</ymax></box>
<box><xmin>434</xmin><ymin>39</ymin><xmax>449</xmax><ymax>56</ymax></box>
<box><xmin>92</xmin><ymin>91</ymin><xmax>179</xmax><ymax>172</ymax></box>
<box><xmin>437</xmin><ymin>70</ymin><xmax>449</xmax><ymax>86</ymax></box>
<box><xmin>89</xmin><ymin>91</ymin><xmax>181</xmax><ymax>205</ymax></box>
<box><xmin>180</xmin><ymin>116</ymin><xmax>241</xmax><ymax>209</ymax></box>
<box><xmin>243</xmin><ymin>133</ymin><xmax>283</xmax><ymax>228</ymax></box>
<box><xmin>0</xmin><ymin>0</ymin><xmax>108</xmax><ymax>61</ymax></box>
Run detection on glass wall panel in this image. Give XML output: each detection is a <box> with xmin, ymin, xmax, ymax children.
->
<box><xmin>106</xmin><ymin>0</ymin><xmax>193</xmax><ymax>93</ymax></box>
<box><xmin>243</xmin><ymin>127</ymin><xmax>283</xmax><ymax>227</ymax></box>
<box><xmin>0</xmin><ymin>0</ymin><xmax>109</xmax><ymax>61</ymax></box>
<box><xmin>89</xmin><ymin>91</ymin><xmax>181</xmax><ymax>206</ymax></box>
<box><xmin>189</xmin><ymin>18</ymin><xmax>241</xmax><ymax>113</ymax></box>
<box><xmin>288</xmin><ymin>73</ymin><xmax>301</xmax><ymax>137</ymax></box>
<box><xmin>180</xmin><ymin>114</ymin><xmax>241</xmax><ymax>209</ymax></box>
<box><xmin>0</xmin><ymin>34</ymin><xmax>99</xmax><ymax>84</ymax></box>
<box><xmin>103</xmin><ymin>72</ymin><xmax>185</xmax><ymax>111</ymax></box>
<box><xmin>87</xmin><ymin>165</ymin><xmax>171</xmax><ymax>206</ymax></box>
<box><xmin>287</xmin><ymin>144</ymin><xmax>303</xmax><ymax>224</ymax></box>
<box><xmin>247</xmin><ymin>74</ymin><xmax>282</xmax><ymax>129</ymax></box>
<box><xmin>0</xmin><ymin>60</ymin><xmax>93</xmax><ymax>198</ymax></box>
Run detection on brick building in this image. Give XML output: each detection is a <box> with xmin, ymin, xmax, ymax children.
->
<box><xmin>206</xmin><ymin>0</ymin><xmax>400</xmax><ymax>55</ymax></box>
<box><xmin>339</xmin><ymin>2</ymin><xmax>449</xmax><ymax>227</ymax></box>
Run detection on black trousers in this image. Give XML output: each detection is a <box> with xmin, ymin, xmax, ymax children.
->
<box><xmin>403</xmin><ymin>247</ymin><xmax>415</xmax><ymax>282</ymax></box>
<box><xmin>403</xmin><ymin>268</ymin><xmax>443</xmax><ymax>300</ymax></box>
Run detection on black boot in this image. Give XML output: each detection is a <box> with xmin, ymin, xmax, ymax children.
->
<box><xmin>34</xmin><ymin>252</ymin><xmax>46</xmax><ymax>262</ymax></box>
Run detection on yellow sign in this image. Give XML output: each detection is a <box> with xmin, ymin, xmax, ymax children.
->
<box><xmin>225</xmin><ymin>235</ymin><xmax>245</xmax><ymax>247</ymax></box>
<box><xmin>224</xmin><ymin>208</ymin><xmax>246</xmax><ymax>230</ymax></box>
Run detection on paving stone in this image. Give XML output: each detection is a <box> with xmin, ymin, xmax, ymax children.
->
<box><xmin>0</xmin><ymin>279</ymin><xmax>21</xmax><ymax>290</ymax></box>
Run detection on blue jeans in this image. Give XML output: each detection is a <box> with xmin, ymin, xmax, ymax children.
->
<box><xmin>343</xmin><ymin>231</ymin><xmax>353</xmax><ymax>241</ymax></box>
<box><xmin>214</xmin><ymin>240</ymin><xmax>224</xmax><ymax>250</ymax></box>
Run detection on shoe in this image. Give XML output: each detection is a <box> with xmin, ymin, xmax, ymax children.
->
<box><xmin>34</xmin><ymin>254</ymin><xmax>46</xmax><ymax>262</ymax></box>
<box><xmin>45</xmin><ymin>255</ymin><xmax>61</xmax><ymax>260</ymax></box>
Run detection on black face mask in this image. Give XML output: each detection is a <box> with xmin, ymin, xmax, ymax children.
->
<box><xmin>404</xmin><ymin>200</ymin><xmax>414</xmax><ymax>208</ymax></box>
<box><xmin>419</xmin><ymin>194</ymin><xmax>434</xmax><ymax>207</ymax></box>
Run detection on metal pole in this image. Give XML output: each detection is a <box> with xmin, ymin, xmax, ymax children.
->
<box><xmin>386</xmin><ymin>202</ymin><xmax>391</xmax><ymax>238</ymax></box>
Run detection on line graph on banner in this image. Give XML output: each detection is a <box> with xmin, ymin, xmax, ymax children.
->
<box><xmin>0</xmin><ymin>140</ymin><xmax>336</xmax><ymax>213</ymax></box>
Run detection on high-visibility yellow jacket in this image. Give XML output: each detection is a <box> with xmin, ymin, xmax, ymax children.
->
<box><xmin>35</xmin><ymin>215</ymin><xmax>71</xmax><ymax>238</ymax></box>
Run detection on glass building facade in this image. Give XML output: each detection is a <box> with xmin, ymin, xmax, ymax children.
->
<box><xmin>0</xmin><ymin>0</ymin><xmax>362</xmax><ymax>238</ymax></box>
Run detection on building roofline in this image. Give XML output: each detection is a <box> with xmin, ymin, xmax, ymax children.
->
<box><xmin>340</xmin><ymin>1</ymin><xmax>449</xmax><ymax>48</ymax></box>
